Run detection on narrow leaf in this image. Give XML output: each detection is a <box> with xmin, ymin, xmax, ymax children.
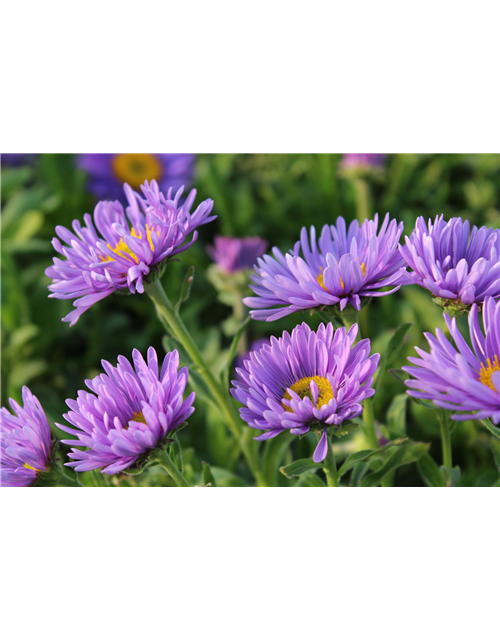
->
<box><xmin>361</xmin><ymin>442</ymin><xmax>430</xmax><ymax>487</ymax></box>
<box><xmin>202</xmin><ymin>461</ymin><xmax>217</xmax><ymax>487</ymax></box>
<box><xmin>332</xmin><ymin>421</ymin><xmax>360</xmax><ymax>438</ymax></box>
<box><xmin>387</xmin><ymin>394</ymin><xmax>408</xmax><ymax>435</ymax></box>
<box><xmin>175</xmin><ymin>266</ymin><xmax>195</xmax><ymax>313</ymax></box>
<box><xmin>374</xmin><ymin>323</ymin><xmax>412</xmax><ymax>390</ymax></box>
<box><xmin>337</xmin><ymin>438</ymin><xmax>408</xmax><ymax>478</ymax></box>
<box><xmin>280</xmin><ymin>458</ymin><xmax>323</xmax><ymax>478</ymax></box>
<box><xmin>221</xmin><ymin>315</ymin><xmax>251</xmax><ymax>389</ymax></box>
<box><xmin>417</xmin><ymin>453</ymin><xmax>446</xmax><ymax>487</ymax></box>
<box><xmin>442</xmin><ymin>465</ymin><xmax>461</xmax><ymax>487</ymax></box>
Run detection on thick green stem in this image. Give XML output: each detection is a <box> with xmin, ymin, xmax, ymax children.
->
<box><xmin>439</xmin><ymin>412</ymin><xmax>453</xmax><ymax>468</ymax></box>
<box><xmin>151</xmin><ymin>448</ymin><xmax>191</xmax><ymax>487</ymax></box>
<box><xmin>322</xmin><ymin>435</ymin><xmax>339</xmax><ymax>487</ymax></box>
<box><xmin>362</xmin><ymin>398</ymin><xmax>379</xmax><ymax>449</ymax></box>
<box><xmin>146</xmin><ymin>279</ymin><xmax>266</xmax><ymax>487</ymax></box>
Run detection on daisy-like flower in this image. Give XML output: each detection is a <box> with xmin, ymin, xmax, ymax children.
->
<box><xmin>77</xmin><ymin>153</ymin><xmax>196</xmax><ymax>201</ymax></box>
<box><xmin>340</xmin><ymin>153</ymin><xmax>386</xmax><ymax>170</ymax></box>
<box><xmin>243</xmin><ymin>214</ymin><xmax>407</xmax><ymax>321</ymax></box>
<box><xmin>231</xmin><ymin>322</ymin><xmax>379</xmax><ymax>462</ymax></box>
<box><xmin>399</xmin><ymin>215</ymin><xmax>500</xmax><ymax>311</ymax></box>
<box><xmin>58</xmin><ymin>348</ymin><xmax>195</xmax><ymax>474</ymax></box>
<box><xmin>403</xmin><ymin>296</ymin><xmax>500</xmax><ymax>424</ymax></box>
<box><xmin>207</xmin><ymin>236</ymin><xmax>268</xmax><ymax>273</ymax></box>
<box><xmin>45</xmin><ymin>180</ymin><xmax>215</xmax><ymax>325</ymax></box>
<box><xmin>1</xmin><ymin>386</ymin><xmax>52</xmax><ymax>487</ymax></box>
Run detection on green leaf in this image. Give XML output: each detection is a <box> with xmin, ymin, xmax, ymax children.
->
<box><xmin>481</xmin><ymin>419</ymin><xmax>500</xmax><ymax>440</ymax></box>
<box><xmin>175</xmin><ymin>266</ymin><xmax>195</xmax><ymax>313</ymax></box>
<box><xmin>202</xmin><ymin>461</ymin><xmax>217</xmax><ymax>487</ymax></box>
<box><xmin>302</xmin><ymin>472</ymin><xmax>326</xmax><ymax>487</ymax></box>
<box><xmin>374</xmin><ymin>323</ymin><xmax>412</xmax><ymax>391</ymax></box>
<box><xmin>387</xmin><ymin>394</ymin><xmax>408</xmax><ymax>435</ymax></box>
<box><xmin>280</xmin><ymin>458</ymin><xmax>323</xmax><ymax>479</ymax></box>
<box><xmin>262</xmin><ymin>432</ymin><xmax>294</xmax><ymax>486</ymax></box>
<box><xmin>390</xmin><ymin>368</ymin><xmax>410</xmax><ymax>385</ymax></box>
<box><xmin>417</xmin><ymin>454</ymin><xmax>446</xmax><ymax>487</ymax></box>
<box><xmin>361</xmin><ymin>442</ymin><xmax>430</xmax><ymax>487</ymax></box>
<box><xmin>332</xmin><ymin>420</ymin><xmax>360</xmax><ymax>438</ymax></box>
<box><xmin>442</xmin><ymin>465</ymin><xmax>461</xmax><ymax>487</ymax></box>
<box><xmin>220</xmin><ymin>315</ymin><xmax>251</xmax><ymax>389</ymax></box>
<box><xmin>169</xmin><ymin>439</ymin><xmax>184</xmax><ymax>473</ymax></box>
<box><xmin>350</xmin><ymin>461</ymin><xmax>371</xmax><ymax>487</ymax></box>
<box><xmin>337</xmin><ymin>438</ymin><xmax>408</xmax><ymax>478</ymax></box>
<box><xmin>210</xmin><ymin>466</ymin><xmax>249</xmax><ymax>487</ymax></box>
<box><xmin>0</xmin><ymin>166</ymin><xmax>34</xmax><ymax>198</ymax></box>
<box><xmin>491</xmin><ymin>438</ymin><xmax>500</xmax><ymax>472</ymax></box>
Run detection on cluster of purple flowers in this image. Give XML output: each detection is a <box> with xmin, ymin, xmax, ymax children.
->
<box><xmin>3</xmin><ymin>159</ymin><xmax>499</xmax><ymax>487</ymax></box>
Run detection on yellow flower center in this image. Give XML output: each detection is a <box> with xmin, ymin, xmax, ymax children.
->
<box><xmin>479</xmin><ymin>355</ymin><xmax>500</xmax><ymax>391</ymax></box>
<box><xmin>23</xmin><ymin>462</ymin><xmax>44</xmax><ymax>472</ymax></box>
<box><xmin>282</xmin><ymin>375</ymin><xmax>334</xmax><ymax>412</ymax></box>
<box><xmin>126</xmin><ymin>411</ymin><xmax>148</xmax><ymax>429</ymax></box>
<box><xmin>112</xmin><ymin>153</ymin><xmax>162</xmax><ymax>189</ymax></box>
<box><xmin>317</xmin><ymin>261</ymin><xmax>366</xmax><ymax>291</ymax></box>
<box><xmin>100</xmin><ymin>224</ymin><xmax>160</xmax><ymax>263</ymax></box>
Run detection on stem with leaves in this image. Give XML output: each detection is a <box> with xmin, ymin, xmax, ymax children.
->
<box><xmin>145</xmin><ymin>278</ymin><xmax>266</xmax><ymax>487</ymax></box>
<box><xmin>438</xmin><ymin>411</ymin><xmax>453</xmax><ymax>468</ymax></box>
<box><xmin>151</xmin><ymin>448</ymin><xmax>191</xmax><ymax>487</ymax></box>
<box><xmin>322</xmin><ymin>435</ymin><xmax>339</xmax><ymax>487</ymax></box>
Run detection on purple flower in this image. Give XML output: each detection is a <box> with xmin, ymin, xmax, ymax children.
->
<box><xmin>233</xmin><ymin>338</ymin><xmax>271</xmax><ymax>381</ymax></box>
<box><xmin>45</xmin><ymin>180</ymin><xmax>215</xmax><ymax>325</ymax></box>
<box><xmin>77</xmin><ymin>154</ymin><xmax>196</xmax><ymax>201</ymax></box>
<box><xmin>231</xmin><ymin>322</ymin><xmax>379</xmax><ymax>462</ymax></box>
<box><xmin>57</xmin><ymin>348</ymin><xmax>195</xmax><ymax>474</ymax></box>
<box><xmin>399</xmin><ymin>215</ymin><xmax>500</xmax><ymax>307</ymax></box>
<box><xmin>1</xmin><ymin>153</ymin><xmax>33</xmax><ymax>166</ymax></box>
<box><xmin>243</xmin><ymin>214</ymin><xmax>407</xmax><ymax>321</ymax></box>
<box><xmin>1</xmin><ymin>386</ymin><xmax>52</xmax><ymax>487</ymax></box>
<box><xmin>403</xmin><ymin>296</ymin><xmax>500</xmax><ymax>424</ymax></box>
<box><xmin>207</xmin><ymin>236</ymin><xmax>268</xmax><ymax>273</ymax></box>
<box><xmin>340</xmin><ymin>153</ymin><xmax>386</xmax><ymax>170</ymax></box>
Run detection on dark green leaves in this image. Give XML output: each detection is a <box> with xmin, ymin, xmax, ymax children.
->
<box><xmin>337</xmin><ymin>438</ymin><xmax>408</xmax><ymax>478</ymax></box>
<box><xmin>220</xmin><ymin>316</ymin><xmax>251</xmax><ymax>389</ymax></box>
<box><xmin>361</xmin><ymin>442</ymin><xmax>430</xmax><ymax>487</ymax></box>
<box><xmin>417</xmin><ymin>454</ymin><xmax>446</xmax><ymax>487</ymax></box>
<box><xmin>175</xmin><ymin>266</ymin><xmax>195</xmax><ymax>313</ymax></box>
<box><xmin>280</xmin><ymin>458</ymin><xmax>323</xmax><ymax>479</ymax></box>
<box><xmin>374</xmin><ymin>323</ymin><xmax>412</xmax><ymax>391</ymax></box>
<box><xmin>332</xmin><ymin>420</ymin><xmax>360</xmax><ymax>438</ymax></box>
<box><xmin>202</xmin><ymin>461</ymin><xmax>217</xmax><ymax>487</ymax></box>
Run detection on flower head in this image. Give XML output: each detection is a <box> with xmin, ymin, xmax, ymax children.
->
<box><xmin>57</xmin><ymin>348</ymin><xmax>195</xmax><ymax>474</ymax></box>
<box><xmin>231</xmin><ymin>323</ymin><xmax>379</xmax><ymax>462</ymax></box>
<box><xmin>233</xmin><ymin>338</ymin><xmax>271</xmax><ymax>381</ymax></box>
<box><xmin>403</xmin><ymin>296</ymin><xmax>500</xmax><ymax>424</ymax></box>
<box><xmin>243</xmin><ymin>214</ymin><xmax>407</xmax><ymax>321</ymax></box>
<box><xmin>340</xmin><ymin>153</ymin><xmax>386</xmax><ymax>170</ymax></box>
<box><xmin>399</xmin><ymin>215</ymin><xmax>500</xmax><ymax>309</ymax></box>
<box><xmin>77</xmin><ymin>153</ymin><xmax>196</xmax><ymax>201</ymax></box>
<box><xmin>1</xmin><ymin>386</ymin><xmax>52</xmax><ymax>487</ymax></box>
<box><xmin>207</xmin><ymin>236</ymin><xmax>268</xmax><ymax>273</ymax></box>
<box><xmin>45</xmin><ymin>180</ymin><xmax>215</xmax><ymax>325</ymax></box>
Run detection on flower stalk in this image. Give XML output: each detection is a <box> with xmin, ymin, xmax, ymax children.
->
<box><xmin>151</xmin><ymin>448</ymin><xmax>191</xmax><ymax>487</ymax></box>
<box><xmin>322</xmin><ymin>435</ymin><xmax>339</xmax><ymax>487</ymax></box>
<box><xmin>146</xmin><ymin>278</ymin><xmax>266</xmax><ymax>487</ymax></box>
<box><xmin>438</xmin><ymin>411</ymin><xmax>453</xmax><ymax>469</ymax></box>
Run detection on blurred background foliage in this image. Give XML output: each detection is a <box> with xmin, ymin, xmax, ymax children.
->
<box><xmin>1</xmin><ymin>153</ymin><xmax>499</xmax><ymax>486</ymax></box>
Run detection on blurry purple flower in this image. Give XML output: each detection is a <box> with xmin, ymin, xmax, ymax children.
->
<box><xmin>1</xmin><ymin>153</ymin><xmax>33</xmax><ymax>166</ymax></box>
<box><xmin>77</xmin><ymin>153</ymin><xmax>196</xmax><ymax>201</ymax></box>
<box><xmin>45</xmin><ymin>180</ymin><xmax>215</xmax><ymax>325</ymax></box>
<box><xmin>400</xmin><ymin>215</ymin><xmax>500</xmax><ymax>307</ymax></box>
<box><xmin>58</xmin><ymin>348</ymin><xmax>195</xmax><ymax>474</ymax></box>
<box><xmin>403</xmin><ymin>296</ymin><xmax>500</xmax><ymax>424</ymax></box>
<box><xmin>233</xmin><ymin>338</ymin><xmax>271</xmax><ymax>381</ymax></box>
<box><xmin>341</xmin><ymin>154</ymin><xmax>386</xmax><ymax>170</ymax></box>
<box><xmin>1</xmin><ymin>386</ymin><xmax>52</xmax><ymax>487</ymax></box>
<box><xmin>231</xmin><ymin>322</ymin><xmax>379</xmax><ymax>462</ymax></box>
<box><xmin>243</xmin><ymin>214</ymin><xmax>407</xmax><ymax>321</ymax></box>
<box><xmin>207</xmin><ymin>236</ymin><xmax>268</xmax><ymax>273</ymax></box>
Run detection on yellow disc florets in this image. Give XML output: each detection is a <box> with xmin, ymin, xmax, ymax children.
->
<box><xmin>282</xmin><ymin>375</ymin><xmax>334</xmax><ymax>412</ymax></box>
<box><xmin>100</xmin><ymin>224</ymin><xmax>161</xmax><ymax>263</ymax></box>
<box><xmin>478</xmin><ymin>355</ymin><xmax>500</xmax><ymax>391</ymax></box>
<box><xmin>126</xmin><ymin>411</ymin><xmax>148</xmax><ymax>429</ymax></box>
<box><xmin>112</xmin><ymin>153</ymin><xmax>162</xmax><ymax>189</ymax></box>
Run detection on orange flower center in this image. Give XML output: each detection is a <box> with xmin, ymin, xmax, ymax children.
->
<box><xmin>112</xmin><ymin>153</ymin><xmax>162</xmax><ymax>189</ymax></box>
<box><xmin>282</xmin><ymin>375</ymin><xmax>334</xmax><ymax>412</ymax></box>
<box><xmin>479</xmin><ymin>355</ymin><xmax>500</xmax><ymax>391</ymax></box>
<box><xmin>126</xmin><ymin>411</ymin><xmax>148</xmax><ymax>429</ymax></box>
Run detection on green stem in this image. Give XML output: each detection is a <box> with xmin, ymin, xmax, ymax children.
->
<box><xmin>439</xmin><ymin>412</ymin><xmax>453</xmax><ymax>468</ymax></box>
<box><xmin>322</xmin><ymin>435</ymin><xmax>339</xmax><ymax>487</ymax></box>
<box><xmin>146</xmin><ymin>278</ymin><xmax>266</xmax><ymax>487</ymax></box>
<box><xmin>60</xmin><ymin>471</ymin><xmax>80</xmax><ymax>487</ymax></box>
<box><xmin>353</xmin><ymin>178</ymin><xmax>370</xmax><ymax>224</ymax></box>
<box><xmin>151</xmin><ymin>448</ymin><xmax>191</xmax><ymax>487</ymax></box>
<box><xmin>362</xmin><ymin>398</ymin><xmax>379</xmax><ymax>449</ymax></box>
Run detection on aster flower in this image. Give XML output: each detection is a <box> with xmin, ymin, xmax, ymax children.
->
<box><xmin>231</xmin><ymin>322</ymin><xmax>379</xmax><ymax>462</ymax></box>
<box><xmin>340</xmin><ymin>153</ymin><xmax>386</xmax><ymax>170</ymax></box>
<box><xmin>77</xmin><ymin>153</ymin><xmax>196</xmax><ymax>201</ymax></box>
<box><xmin>1</xmin><ymin>386</ymin><xmax>52</xmax><ymax>487</ymax></box>
<box><xmin>399</xmin><ymin>215</ymin><xmax>500</xmax><ymax>311</ymax></box>
<box><xmin>57</xmin><ymin>348</ymin><xmax>195</xmax><ymax>474</ymax></box>
<box><xmin>45</xmin><ymin>180</ymin><xmax>215</xmax><ymax>325</ymax></box>
<box><xmin>243</xmin><ymin>214</ymin><xmax>407</xmax><ymax>321</ymax></box>
<box><xmin>403</xmin><ymin>296</ymin><xmax>500</xmax><ymax>424</ymax></box>
<box><xmin>207</xmin><ymin>236</ymin><xmax>268</xmax><ymax>273</ymax></box>
<box><xmin>233</xmin><ymin>338</ymin><xmax>271</xmax><ymax>381</ymax></box>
